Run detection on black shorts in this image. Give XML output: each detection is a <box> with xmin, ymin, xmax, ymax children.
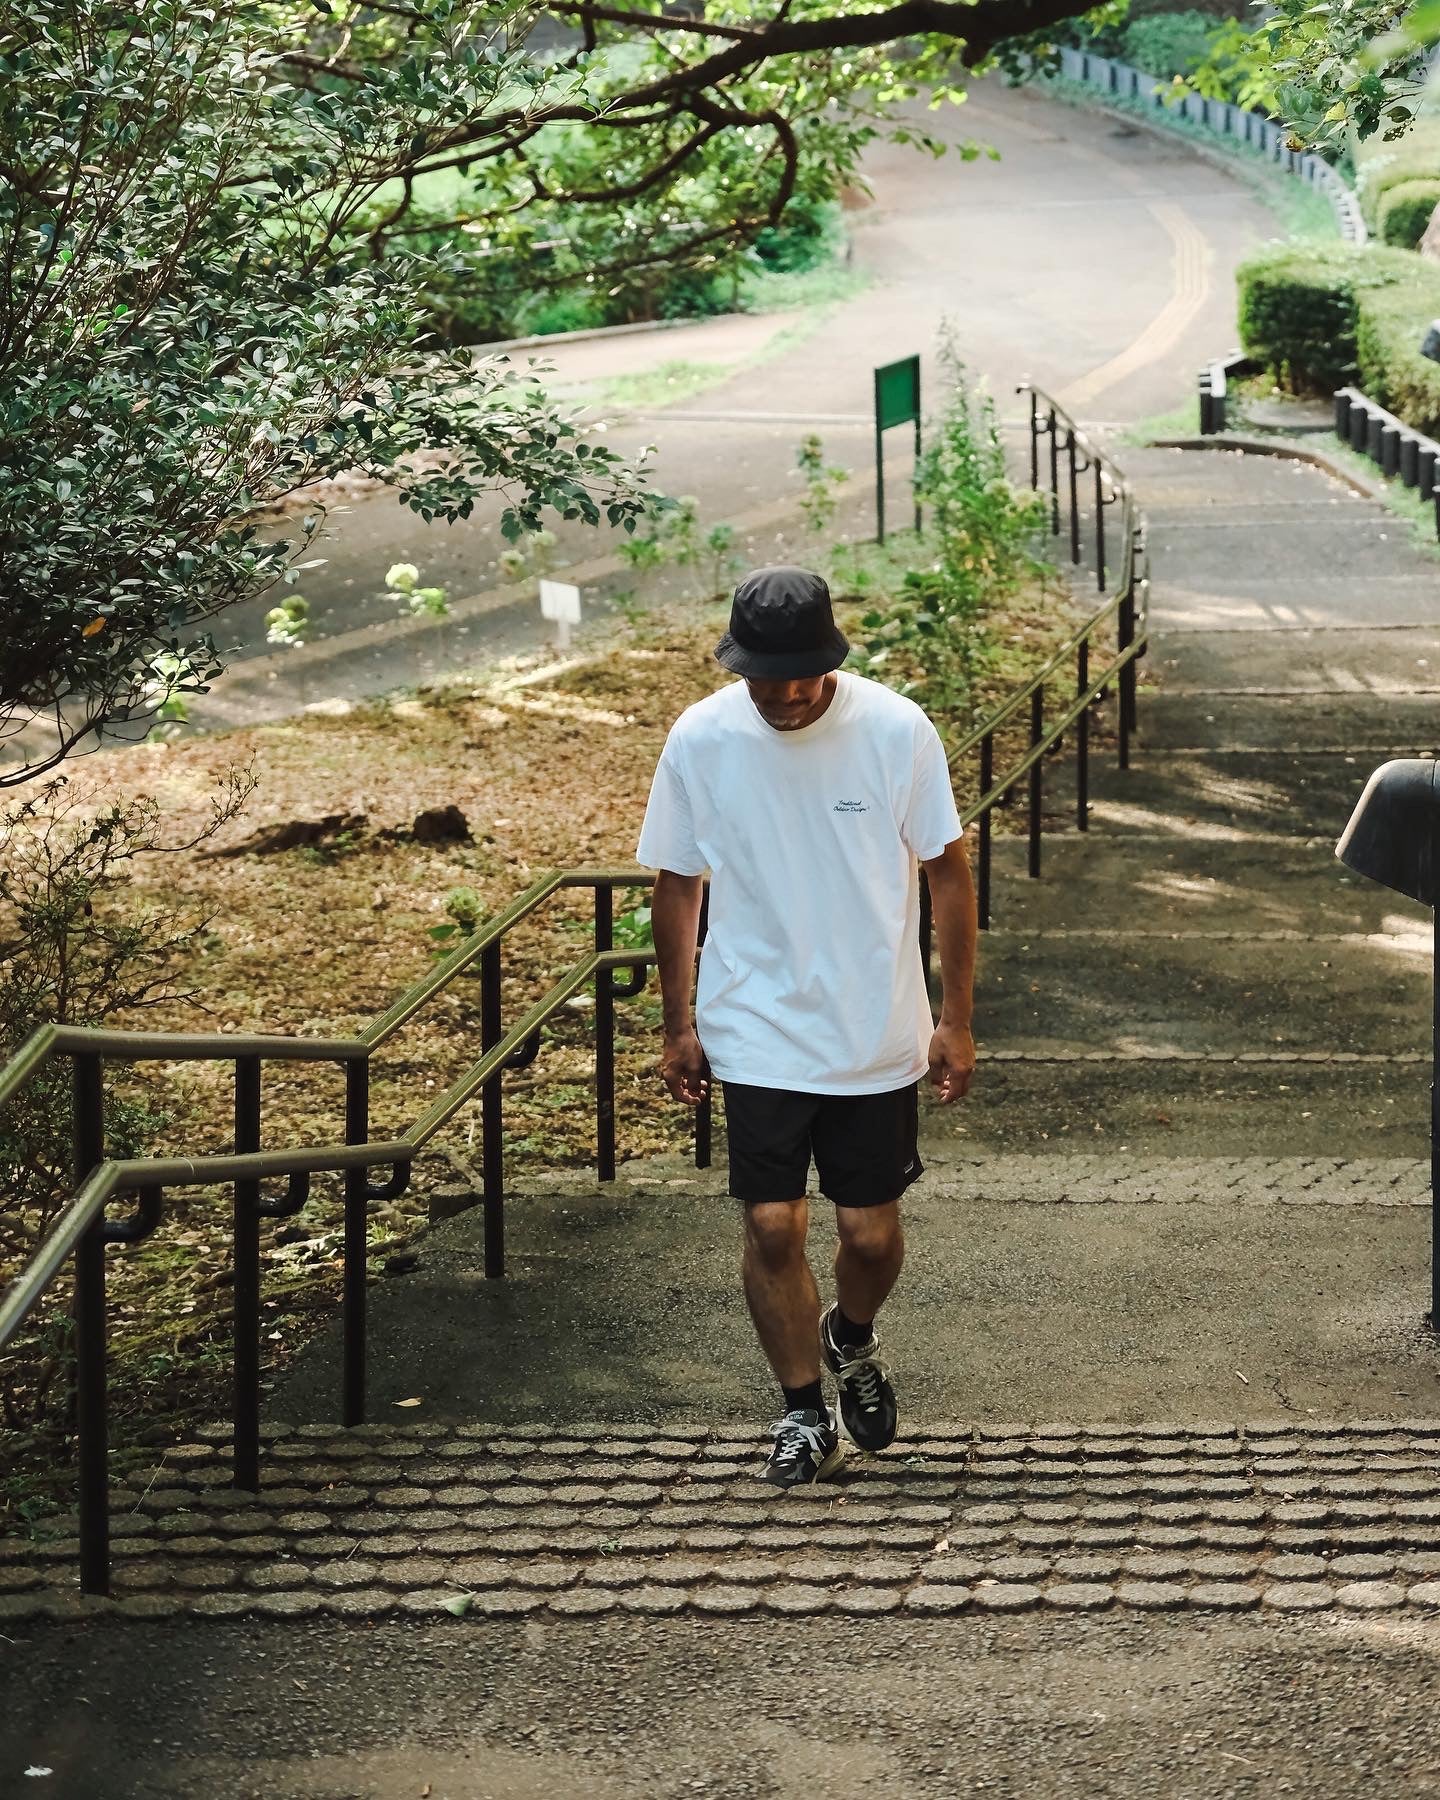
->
<box><xmin>722</xmin><ymin>1081</ymin><xmax>923</xmax><ymax>1210</ymax></box>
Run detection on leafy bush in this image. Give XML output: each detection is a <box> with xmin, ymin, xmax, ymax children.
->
<box><xmin>393</xmin><ymin>164</ymin><xmax>846</xmax><ymax>346</ymax></box>
<box><xmin>1237</xmin><ymin>242</ymin><xmax>1440</xmax><ymax>431</ymax></box>
<box><xmin>1377</xmin><ymin>179</ymin><xmax>1440</xmax><ymax>249</ymax></box>
<box><xmin>848</xmin><ymin>333</ymin><xmax>1048</xmax><ymax>725</ymax></box>
<box><xmin>1237</xmin><ymin>244</ymin><xmax>1367</xmax><ymax>390</ymax></box>
<box><xmin>1355</xmin><ymin>118</ymin><xmax>1440</xmax><ymax>232</ymax></box>
<box><xmin>1121</xmin><ymin>11</ymin><xmax>1226</xmax><ymax>80</ymax></box>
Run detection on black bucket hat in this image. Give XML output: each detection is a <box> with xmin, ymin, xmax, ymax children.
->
<box><xmin>714</xmin><ymin>565</ymin><xmax>850</xmax><ymax>680</ymax></box>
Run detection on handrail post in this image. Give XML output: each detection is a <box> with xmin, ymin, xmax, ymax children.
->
<box><xmin>1118</xmin><ymin>585</ymin><xmax>1135</xmax><ymax>771</ymax></box>
<box><xmin>342</xmin><ymin>1058</ymin><xmax>368</xmax><ymax>1426</ymax></box>
<box><xmin>1076</xmin><ymin>637</ymin><xmax>1090</xmax><ymax>833</ymax></box>
<box><xmin>1028</xmin><ymin>687</ymin><xmax>1044</xmax><ymax>879</ymax></box>
<box><xmin>695</xmin><ymin>886</ymin><xmax>712</xmax><ymax>1169</ymax></box>
<box><xmin>1048</xmin><ymin>407</ymin><xmax>1060</xmax><ymax>535</ymax></box>
<box><xmin>978</xmin><ymin>732</ymin><xmax>994</xmax><ymax>931</ymax></box>
<box><xmin>1095</xmin><ymin>460</ymin><xmax>1107</xmax><ymax>591</ymax></box>
<box><xmin>72</xmin><ymin>1052</ymin><xmax>109</xmax><ymax>1596</ymax></box>
<box><xmin>1067</xmin><ymin>431</ymin><xmax>1081</xmax><ymax>564</ymax></box>
<box><xmin>1029</xmin><ymin>389</ymin><xmax>1039</xmax><ymax>490</ymax></box>
<box><xmin>233</xmin><ymin>1055</ymin><xmax>262</xmax><ymax>1488</ymax></box>
<box><xmin>481</xmin><ymin>941</ymin><xmax>505</xmax><ymax>1277</ymax></box>
<box><xmin>595</xmin><ymin>884</ymin><xmax>616</xmax><ymax>1183</ymax></box>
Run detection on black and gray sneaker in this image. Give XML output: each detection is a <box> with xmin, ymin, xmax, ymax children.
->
<box><xmin>819</xmin><ymin>1303</ymin><xmax>898</xmax><ymax>1451</ymax></box>
<box><xmin>763</xmin><ymin>1407</ymin><xmax>844</xmax><ymax>1489</ymax></box>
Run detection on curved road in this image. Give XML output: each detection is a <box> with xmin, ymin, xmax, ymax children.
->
<box><xmin>199</xmin><ymin>79</ymin><xmax>1276</xmax><ymax>723</ymax></box>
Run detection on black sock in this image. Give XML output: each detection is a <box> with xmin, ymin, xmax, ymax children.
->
<box><xmin>782</xmin><ymin>1379</ymin><xmax>826</xmax><ymax>1417</ymax></box>
<box><xmin>833</xmin><ymin>1305</ymin><xmax>874</xmax><ymax>1349</ymax></box>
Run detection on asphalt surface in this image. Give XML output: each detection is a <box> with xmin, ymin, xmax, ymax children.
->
<box><xmin>191</xmin><ymin>77</ymin><xmax>1275</xmax><ymax>722</ymax></box>
<box><xmin>5</xmin><ymin>1613</ymin><xmax>1440</xmax><ymax>1799</ymax></box>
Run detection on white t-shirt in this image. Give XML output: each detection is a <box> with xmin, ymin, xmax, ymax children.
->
<box><xmin>636</xmin><ymin>672</ymin><xmax>963</xmax><ymax>1095</ymax></box>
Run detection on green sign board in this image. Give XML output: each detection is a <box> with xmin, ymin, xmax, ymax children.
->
<box><xmin>873</xmin><ymin>355</ymin><xmax>921</xmax><ymax>543</ymax></box>
<box><xmin>874</xmin><ymin>355</ymin><xmax>921</xmax><ymax>432</ymax></box>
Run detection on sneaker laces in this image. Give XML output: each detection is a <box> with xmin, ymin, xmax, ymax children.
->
<box><xmin>768</xmin><ymin>1412</ymin><xmax>831</xmax><ymax>1467</ymax></box>
<box><xmin>836</xmin><ymin>1345</ymin><xmax>890</xmax><ymax>1415</ymax></box>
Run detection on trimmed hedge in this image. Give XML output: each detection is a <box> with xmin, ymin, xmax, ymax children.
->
<box><xmin>1355</xmin><ymin>118</ymin><xmax>1440</xmax><ymax>233</ymax></box>
<box><xmin>1377</xmin><ymin>178</ymin><xmax>1440</xmax><ymax>250</ymax></box>
<box><xmin>1237</xmin><ymin>242</ymin><xmax>1440</xmax><ymax>433</ymax></box>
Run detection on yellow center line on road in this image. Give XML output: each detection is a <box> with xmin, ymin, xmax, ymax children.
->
<box><xmin>1058</xmin><ymin>201</ymin><xmax>1213</xmax><ymax>412</ymax></box>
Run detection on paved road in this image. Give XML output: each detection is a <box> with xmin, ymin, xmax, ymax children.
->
<box><xmin>195</xmin><ymin>78</ymin><xmax>1274</xmax><ymax>723</ymax></box>
<box><xmin>6</xmin><ymin>1610</ymin><xmax>1440</xmax><ymax>1799</ymax></box>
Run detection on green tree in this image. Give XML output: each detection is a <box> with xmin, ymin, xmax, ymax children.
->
<box><xmin>2</xmin><ymin>0</ymin><xmax>1125</xmax><ymax>787</ymax></box>
<box><xmin>1190</xmin><ymin>0</ymin><xmax>1440</xmax><ymax>151</ymax></box>
<box><xmin>0</xmin><ymin>0</ymin><xmax>661</xmax><ymax>786</ymax></box>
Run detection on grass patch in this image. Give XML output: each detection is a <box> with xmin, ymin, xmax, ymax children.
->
<box><xmin>585</xmin><ymin>267</ymin><xmax>868</xmax><ymax>414</ymax></box>
<box><xmin>740</xmin><ymin>259</ymin><xmax>869</xmax><ymax>314</ymax></box>
<box><xmin>1125</xmin><ymin>396</ymin><xmax>1201</xmax><ymax>443</ymax></box>
<box><xmin>591</xmin><ymin>359</ymin><xmax>732</xmax><ymax>410</ymax></box>
<box><xmin>1317</xmin><ymin>437</ymin><xmax>1440</xmax><ymax>558</ymax></box>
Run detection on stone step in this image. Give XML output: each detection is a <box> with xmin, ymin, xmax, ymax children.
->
<box><xmin>1148</xmin><ymin>519</ymin><xmax>1428</xmax><ymax>590</ymax></box>
<box><xmin>1137</xmin><ymin>691</ymin><xmax>1440</xmax><ymax>751</ymax></box>
<box><xmin>1120</xmin><ymin>445</ymin><xmax>1360</xmax><ymax>506</ymax></box>
<box><xmin>1078</xmin><ymin>749</ymin><xmax>1373</xmax><ymax>839</ymax></box>
<box><xmin>1150</xmin><ymin>579</ymin><xmax>1439</xmax><ymax>635</ymax></box>
<box><xmin>13</xmin><ymin>1422</ymin><xmax>1440</xmax><ymax>1624</ymax></box>
<box><xmin>981</xmin><ymin>831</ymin><xmax>1421</xmax><ymax>936</ymax></box>
<box><xmin>264</xmin><ymin>1153</ymin><xmax>1440</xmax><ymax>1430</ymax></box>
<box><xmin>933</xmin><ymin>1051</ymin><xmax>1427</xmax><ymax>1157</ymax></box>
<box><xmin>974</xmin><ymin>930</ymin><xmax>1426</xmax><ymax>1058</ymax></box>
<box><xmin>1149</xmin><ymin>626</ymin><xmax>1440</xmax><ymax>695</ymax></box>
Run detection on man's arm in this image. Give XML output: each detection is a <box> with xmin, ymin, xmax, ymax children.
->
<box><xmin>921</xmin><ymin>836</ymin><xmax>978</xmax><ymax>1104</ymax></box>
<box><xmin>651</xmin><ymin>868</ymin><xmax>710</xmax><ymax>1105</ymax></box>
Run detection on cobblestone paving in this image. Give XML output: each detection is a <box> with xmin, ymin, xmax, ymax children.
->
<box><xmin>13</xmin><ymin>1421</ymin><xmax>1440</xmax><ymax>1622</ymax></box>
<box><xmin>939</xmin><ymin>1158</ymin><xmax>1430</xmax><ymax>1206</ymax></box>
<box><xmin>556</xmin><ymin>1159</ymin><xmax>1431</xmax><ymax>1208</ymax></box>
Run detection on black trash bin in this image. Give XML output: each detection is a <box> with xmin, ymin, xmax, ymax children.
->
<box><xmin>1337</xmin><ymin>758</ymin><xmax>1440</xmax><ymax>1323</ymax></box>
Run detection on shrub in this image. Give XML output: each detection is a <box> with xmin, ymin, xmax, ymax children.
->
<box><xmin>848</xmin><ymin>331</ymin><xmax>1048</xmax><ymax>726</ymax></box>
<box><xmin>1237</xmin><ymin>242</ymin><xmax>1440</xmax><ymax>433</ymax></box>
<box><xmin>1355</xmin><ymin>118</ymin><xmax>1440</xmax><ymax>233</ymax></box>
<box><xmin>1376</xmin><ymin>180</ymin><xmax>1440</xmax><ymax>250</ymax></box>
<box><xmin>1355</xmin><ymin>280</ymin><xmax>1440</xmax><ymax>436</ymax></box>
<box><xmin>1121</xmin><ymin>11</ymin><xmax>1224</xmax><ymax>80</ymax></box>
<box><xmin>1237</xmin><ymin>244</ymin><xmax>1367</xmax><ymax>391</ymax></box>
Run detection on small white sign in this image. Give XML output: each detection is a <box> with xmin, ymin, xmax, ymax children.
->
<box><xmin>539</xmin><ymin>580</ymin><xmax>582</xmax><ymax>624</ymax></box>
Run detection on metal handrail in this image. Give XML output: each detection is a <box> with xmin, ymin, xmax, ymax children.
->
<box><xmin>1</xmin><ymin>388</ymin><xmax>1145</xmax><ymax>1593</ymax></box>
<box><xmin>0</xmin><ymin>870</ymin><xmax>682</xmax><ymax>1592</ymax></box>
<box><xmin>936</xmin><ymin>384</ymin><xmax>1147</xmax><ymax>927</ymax></box>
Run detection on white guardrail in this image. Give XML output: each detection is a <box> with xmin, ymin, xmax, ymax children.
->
<box><xmin>1052</xmin><ymin>47</ymin><xmax>1368</xmax><ymax>246</ymax></box>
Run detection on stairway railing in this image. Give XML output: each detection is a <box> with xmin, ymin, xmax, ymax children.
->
<box><xmin>0</xmin><ymin>386</ymin><xmax>1144</xmax><ymax>1594</ymax></box>
<box><xmin>932</xmin><ymin>386</ymin><xmax>1147</xmax><ymax>940</ymax></box>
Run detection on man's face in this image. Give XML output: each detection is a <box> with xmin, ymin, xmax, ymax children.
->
<box><xmin>745</xmin><ymin>674</ymin><xmax>829</xmax><ymax>732</ymax></box>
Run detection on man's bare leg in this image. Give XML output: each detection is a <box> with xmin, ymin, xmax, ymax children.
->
<box><xmin>742</xmin><ymin>1199</ymin><xmax>822</xmax><ymax>1388</ymax></box>
<box><xmin>833</xmin><ymin>1200</ymin><xmax>905</xmax><ymax>1329</ymax></box>
<box><xmin>822</xmin><ymin>1201</ymin><xmax>904</xmax><ymax>1453</ymax></box>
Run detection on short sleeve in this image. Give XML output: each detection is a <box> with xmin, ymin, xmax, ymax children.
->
<box><xmin>902</xmin><ymin>717</ymin><xmax>964</xmax><ymax>861</ymax></box>
<box><xmin>636</xmin><ymin>737</ymin><xmax>707</xmax><ymax>875</ymax></box>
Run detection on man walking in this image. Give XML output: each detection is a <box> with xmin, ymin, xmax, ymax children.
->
<box><xmin>637</xmin><ymin>565</ymin><xmax>977</xmax><ymax>1487</ymax></box>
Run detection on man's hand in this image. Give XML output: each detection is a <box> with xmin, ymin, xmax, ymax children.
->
<box><xmin>661</xmin><ymin>1026</ymin><xmax>711</xmax><ymax>1106</ymax></box>
<box><xmin>927</xmin><ymin>1021</ymin><xmax>975</xmax><ymax>1104</ymax></box>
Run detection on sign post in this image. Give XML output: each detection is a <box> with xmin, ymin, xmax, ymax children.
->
<box><xmin>539</xmin><ymin>578</ymin><xmax>582</xmax><ymax>652</ymax></box>
<box><xmin>873</xmin><ymin>355</ymin><xmax>922</xmax><ymax>544</ymax></box>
